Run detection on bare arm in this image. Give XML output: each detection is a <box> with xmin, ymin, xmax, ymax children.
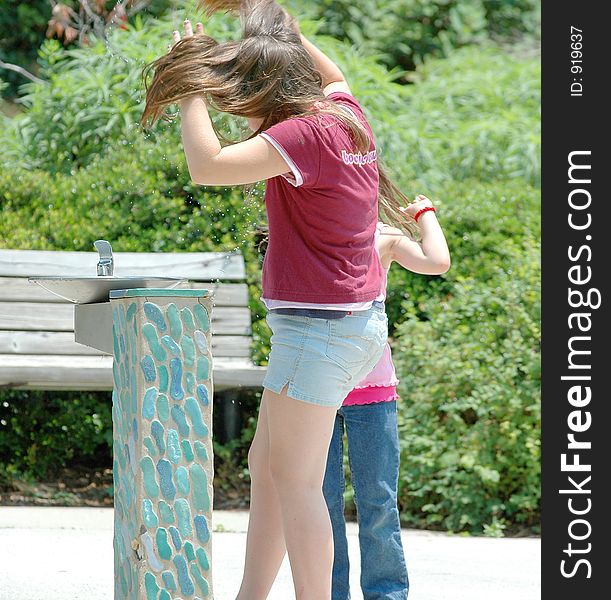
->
<box><xmin>175</xmin><ymin>20</ymin><xmax>354</xmax><ymax>186</ymax></box>
<box><xmin>175</xmin><ymin>21</ymin><xmax>291</xmax><ymax>186</ymax></box>
<box><xmin>299</xmin><ymin>34</ymin><xmax>352</xmax><ymax>96</ymax></box>
<box><xmin>379</xmin><ymin>197</ymin><xmax>451</xmax><ymax>275</ymax></box>
<box><xmin>180</xmin><ymin>96</ymin><xmax>290</xmax><ymax>185</ymax></box>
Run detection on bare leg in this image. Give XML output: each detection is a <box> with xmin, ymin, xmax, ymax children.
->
<box><xmin>236</xmin><ymin>395</ymin><xmax>287</xmax><ymax>600</ymax></box>
<box><xmin>266</xmin><ymin>386</ymin><xmax>338</xmax><ymax>600</ymax></box>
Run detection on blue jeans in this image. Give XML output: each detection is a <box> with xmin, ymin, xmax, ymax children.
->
<box><xmin>323</xmin><ymin>401</ymin><xmax>409</xmax><ymax>600</ymax></box>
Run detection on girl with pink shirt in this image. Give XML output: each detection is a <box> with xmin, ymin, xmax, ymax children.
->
<box><xmin>324</xmin><ymin>196</ymin><xmax>451</xmax><ymax>600</ymax></box>
<box><xmin>142</xmin><ymin>2</ymin><xmax>447</xmax><ymax>598</ymax></box>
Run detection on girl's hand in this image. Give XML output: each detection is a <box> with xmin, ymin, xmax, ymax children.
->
<box><xmin>401</xmin><ymin>194</ymin><xmax>434</xmax><ymax>221</ymax></box>
<box><xmin>383</xmin><ymin>193</ymin><xmax>450</xmax><ymax>275</ymax></box>
<box><xmin>170</xmin><ymin>19</ymin><xmax>204</xmax><ymax>48</ymax></box>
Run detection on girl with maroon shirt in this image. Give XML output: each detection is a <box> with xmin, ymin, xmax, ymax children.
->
<box><xmin>142</xmin><ymin>2</ymin><xmax>441</xmax><ymax>598</ymax></box>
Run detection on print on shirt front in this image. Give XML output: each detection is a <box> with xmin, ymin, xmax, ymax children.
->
<box><xmin>341</xmin><ymin>149</ymin><xmax>378</xmax><ymax>166</ymax></box>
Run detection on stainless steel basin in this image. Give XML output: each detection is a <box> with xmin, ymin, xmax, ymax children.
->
<box><xmin>29</xmin><ymin>276</ymin><xmax>186</xmax><ymax>304</ymax></box>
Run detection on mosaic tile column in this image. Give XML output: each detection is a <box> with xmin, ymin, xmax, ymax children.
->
<box><xmin>109</xmin><ymin>289</ymin><xmax>214</xmax><ymax>600</ymax></box>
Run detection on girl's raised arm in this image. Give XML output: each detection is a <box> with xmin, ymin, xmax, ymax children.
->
<box><xmin>180</xmin><ymin>95</ymin><xmax>290</xmax><ymax>186</ymax></box>
<box><xmin>299</xmin><ymin>35</ymin><xmax>352</xmax><ymax>96</ymax></box>
<box><xmin>173</xmin><ymin>20</ymin><xmax>294</xmax><ymax>186</ymax></box>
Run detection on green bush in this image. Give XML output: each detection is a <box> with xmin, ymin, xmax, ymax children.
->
<box><xmin>0</xmin><ymin>0</ymin><xmax>174</xmax><ymax>98</ymax></box>
<box><xmin>12</xmin><ymin>17</ymin><xmax>242</xmax><ymax>173</ymax></box>
<box><xmin>291</xmin><ymin>0</ymin><xmax>540</xmax><ymax>74</ymax></box>
<box><xmin>0</xmin><ymin>390</ymin><xmax>112</xmax><ymax>480</ymax></box>
<box><xmin>374</xmin><ymin>45</ymin><xmax>540</xmax><ymax>190</ymax></box>
<box><xmin>0</xmin><ymin>0</ymin><xmax>50</xmax><ymax>97</ymax></box>
<box><xmin>384</xmin><ymin>174</ymin><xmax>540</xmax><ymax>326</ymax></box>
<box><xmin>388</xmin><ymin>178</ymin><xmax>540</xmax><ymax>534</ymax></box>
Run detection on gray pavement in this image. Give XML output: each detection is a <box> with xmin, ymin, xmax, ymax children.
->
<box><xmin>0</xmin><ymin>507</ymin><xmax>540</xmax><ymax>600</ymax></box>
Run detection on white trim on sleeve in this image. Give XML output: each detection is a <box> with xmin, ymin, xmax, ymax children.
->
<box><xmin>259</xmin><ymin>132</ymin><xmax>303</xmax><ymax>187</ymax></box>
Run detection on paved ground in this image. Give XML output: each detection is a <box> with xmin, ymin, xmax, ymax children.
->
<box><xmin>0</xmin><ymin>507</ymin><xmax>540</xmax><ymax>600</ymax></box>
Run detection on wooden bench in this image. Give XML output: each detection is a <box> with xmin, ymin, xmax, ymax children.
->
<box><xmin>0</xmin><ymin>248</ymin><xmax>266</xmax><ymax>395</ymax></box>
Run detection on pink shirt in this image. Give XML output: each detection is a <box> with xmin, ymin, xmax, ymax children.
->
<box><xmin>350</xmin><ymin>342</ymin><xmax>399</xmax><ymax>390</ymax></box>
<box><xmin>343</xmin><ymin>222</ymin><xmax>399</xmax><ymax>406</ymax></box>
<box><xmin>259</xmin><ymin>92</ymin><xmax>384</xmax><ymax>304</ymax></box>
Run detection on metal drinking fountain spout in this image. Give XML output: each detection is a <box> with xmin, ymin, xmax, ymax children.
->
<box><xmin>94</xmin><ymin>240</ymin><xmax>114</xmax><ymax>276</ymax></box>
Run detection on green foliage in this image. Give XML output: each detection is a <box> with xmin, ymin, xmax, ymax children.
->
<box><xmin>293</xmin><ymin>0</ymin><xmax>540</xmax><ymax>73</ymax></box>
<box><xmin>0</xmin><ymin>1</ymin><xmax>50</xmax><ymax>67</ymax></box>
<box><xmin>0</xmin><ymin>0</ymin><xmax>49</xmax><ymax>95</ymax></box>
<box><xmin>0</xmin><ymin>132</ymin><xmax>265</xmax><ymax>256</ymax></box>
<box><xmin>390</xmin><ymin>178</ymin><xmax>540</xmax><ymax>533</ymax></box>
<box><xmin>14</xmin><ymin>36</ymin><xmax>150</xmax><ymax>172</ymax></box>
<box><xmin>0</xmin><ymin>1</ymin><xmax>175</xmax><ymax>98</ymax></box>
<box><xmin>10</xmin><ymin>25</ymin><xmax>175</xmax><ymax>172</ymax></box>
<box><xmin>370</xmin><ymin>45</ymin><xmax>540</xmax><ymax>190</ymax></box>
<box><xmin>384</xmin><ymin>174</ymin><xmax>540</xmax><ymax>328</ymax></box>
<box><xmin>6</xmin><ymin>12</ymin><xmax>247</xmax><ymax>173</ymax></box>
<box><xmin>483</xmin><ymin>0</ymin><xmax>541</xmax><ymax>37</ymax></box>
<box><xmin>0</xmin><ymin>390</ymin><xmax>112</xmax><ymax>480</ymax></box>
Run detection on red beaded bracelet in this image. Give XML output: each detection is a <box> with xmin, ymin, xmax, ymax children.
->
<box><xmin>413</xmin><ymin>206</ymin><xmax>437</xmax><ymax>223</ymax></box>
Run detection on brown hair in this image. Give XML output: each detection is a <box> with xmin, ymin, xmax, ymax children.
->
<box><xmin>141</xmin><ymin>0</ymin><xmax>420</xmax><ymax>239</ymax></box>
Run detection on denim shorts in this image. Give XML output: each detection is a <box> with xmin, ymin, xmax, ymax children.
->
<box><xmin>262</xmin><ymin>304</ymin><xmax>388</xmax><ymax>408</ymax></box>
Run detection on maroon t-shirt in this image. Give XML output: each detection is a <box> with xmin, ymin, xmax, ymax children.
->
<box><xmin>260</xmin><ymin>92</ymin><xmax>383</xmax><ymax>304</ymax></box>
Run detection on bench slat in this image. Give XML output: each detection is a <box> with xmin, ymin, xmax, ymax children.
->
<box><xmin>0</xmin><ymin>278</ymin><xmax>249</xmax><ymax>306</ymax></box>
<box><xmin>0</xmin><ymin>249</ymin><xmax>245</xmax><ymax>280</ymax></box>
<box><xmin>0</xmin><ymin>355</ymin><xmax>265</xmax><ymax>391</ymax></box>
<box><xmin>0</xmin><ymin>250</ymin><xmax>260</xmax><ymax>391</ymax></box>
<box><xmin>0</xmin><ymin>303</ymin><xmax>252</xmax><ymax>335</ymax></box>
<box><xmin>0</xmin><ymin>331</ymin><xmax>251</xmax><ymax>358</ymax></box>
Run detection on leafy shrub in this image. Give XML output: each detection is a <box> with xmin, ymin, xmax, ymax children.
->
<box><xmin>393</xmin><ymin>246</ymin><xmax>540</xmax><ymax>534</ymax></box>
<box><xmin>0</xmin><ymin>0</ymin><xmax>50</xmax><ymax>96</ymax></box>
<box><xmin>384</xmin><ymin>176</ymin><xmax>539</xmax><ymax>329</ymax></box>
<box><xmin>0</xmin><ymin>0</ymin><xmax>174</xmax><ymax>98</ymax></box>
<box><xmin>290</xmin><ymin>0</ymin><xmax>540</xmax><ymax>74</ymax></box>
<box><xmin>11</xmin><ymin>21</ymin><xmax>195</xmax><ymax>172</ymax></box>
<box><xmin>0</xmin><ymin>390</ymin><xmax>112</xmax><ymax>480</ymax></box>
<box><xmin>483</xmin><ymin>0</ymin><xmax>541</xmax><ymax>38</ymax></box>
<box><xmin>373</xmin><ymin>45</ymin><xmax>540</xmax><ymax>190</ymax></box>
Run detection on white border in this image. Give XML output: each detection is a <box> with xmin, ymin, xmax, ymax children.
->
<box><xmin>259</xmin><ymin>132</ymin><xmax>303</xmax><ymax>187</ymax></box>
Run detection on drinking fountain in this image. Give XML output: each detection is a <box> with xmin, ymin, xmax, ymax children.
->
<box><xmin>95</xmin><ymin>239</ymin><xmax>114</xmax><ymax>276</ymax></box>
<box><xmin>29</xmin><ymin>241</ymin><xmax>215</xmax><ymax>599</ymax></box>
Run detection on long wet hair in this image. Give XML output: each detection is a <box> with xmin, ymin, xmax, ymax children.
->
<box><xmin>141</xmin><ymin>0</ymin><xmax>420</xmax><ymax>239</ymax></box>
